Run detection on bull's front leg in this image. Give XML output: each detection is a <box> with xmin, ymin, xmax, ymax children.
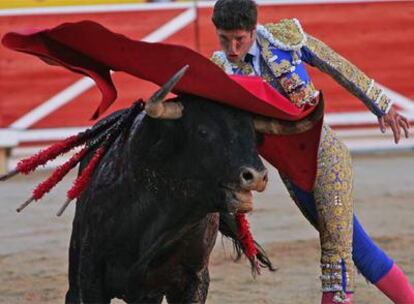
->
<box><xmin>166</xmin><ymin>267</ymin><xmax>210</xmax><ymax>304</ymax></box>
<box><xmin>65</xmin><ymin>217</ymin><xmax>81</xmax><ymax>304</ymax></box>
<box><xmin>77</xmin><ymin>229</ymin><xmax>110</xmax><ymax>304</ymax></box>
<box><xmin>189</xmin><ymin>267</ymin><xmax>210</xmax><ymax>303</ymax></box>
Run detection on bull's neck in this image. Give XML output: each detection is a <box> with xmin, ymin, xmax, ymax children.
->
<box><xmin>127</xmin><ymin>166</ymin><xmax>211</xmax><ymax>243</ymax></box>
<box><xmin>124</xmin><ymin>167</ymin><xmax>211</xmax><ymax>287</ymax></box>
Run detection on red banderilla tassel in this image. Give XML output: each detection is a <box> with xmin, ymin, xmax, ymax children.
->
<box><xmin>236</xmin><ymin>213</ymin><xmax>257</xmax><ymax>258</ymax></box>
<box><xmin>33</xmin><ymin>148</ymin><xmax>88</xmax><ymax>200</ymax></box>
<box><xmin>16</xmin><ymin>135</ymin><xmax>81</xmax><ymax>174</ymax></box>
<box><xmin>236</xmin><ymin>213</ymin><xmax>260</xmax><ymax>275</ymax></box>
<box><xmin>16</xmin><ymin>148</ymin><xmax>87</xmax><ymax>213</ymax></box>
<box><xmin>57</xmin><ymin>146</ymin><xmax>105</xmax><ymax>216</ymax></box>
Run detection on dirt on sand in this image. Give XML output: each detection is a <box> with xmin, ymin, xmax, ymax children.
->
<box><xmin>0</xmin><ymin>153</ymin><xmax>413</xmax><ymax>304</ymax></box>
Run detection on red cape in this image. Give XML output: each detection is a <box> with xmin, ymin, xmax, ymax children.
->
<box><xmin>2</xmin><ymin>20</ymin><xmax>321</xmax><ymax>191</ymax></box>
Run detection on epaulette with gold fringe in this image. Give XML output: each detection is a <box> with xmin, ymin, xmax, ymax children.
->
<box><xmin>263</xmin><ymin>18</ymin><xmax>307</xmax><ymax>51</ymax></box>
<box><xmin>211</xmin><ymin>52</ymin><xmax>227</xmax><ymax>70</ymax></box>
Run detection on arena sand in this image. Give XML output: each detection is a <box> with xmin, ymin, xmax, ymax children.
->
<box><xmin>0</xmin><ymin>153</ymin><xmax>413</xmax><ymax>303</ymax></box>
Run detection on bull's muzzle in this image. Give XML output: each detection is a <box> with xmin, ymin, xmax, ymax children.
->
<box><xmin>239</xmin><ymin>167</ymin><xmax>268</xmax><ymax>192</ymax></box>
<box><xmin>225</xmin><ymin>167</ymin><xmax>268</xmax><ymax>213</ymax></box>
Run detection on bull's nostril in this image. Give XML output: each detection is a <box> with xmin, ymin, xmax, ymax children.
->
<box><xmin>263</xmin><ymin>173</ymin><xmax>268</xmax><ymax>182</ymax></box>
<box><xmin>242</xmin><ymin>171</ymin><xmax>254</xmax><ymax>182</ymax></box>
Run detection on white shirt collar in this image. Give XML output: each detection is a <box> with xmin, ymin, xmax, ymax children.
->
<box><xmin>245</xmin><ymin>40</ymin><xmax>260</xmax><ymax>60</ymax></box>
<box><xmin>243</xmin><ymin>40</ymin><xmax>261</xmax><ymax>75</ymax></box>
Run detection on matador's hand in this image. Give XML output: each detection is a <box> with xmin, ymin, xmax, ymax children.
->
<box><xmin>378</xmin><ymin>106</ymin><xmax>410</xmax><ymax>144</ymax></box>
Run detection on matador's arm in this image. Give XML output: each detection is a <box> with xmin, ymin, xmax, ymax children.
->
<box><xmin>300</xmin><ymin>32</ymin><xmax>410</xmax><ymax>142</ymax></box>
<box><xmin>301</xmin><ymin>34</ymin><xmax>391</xmax><ymax>117</ymax></box>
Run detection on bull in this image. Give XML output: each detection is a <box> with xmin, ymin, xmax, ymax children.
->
<box><xmin>65</xmin><ymin>67</ymin><xmax>270</xmax><ymax>303</ymax></box>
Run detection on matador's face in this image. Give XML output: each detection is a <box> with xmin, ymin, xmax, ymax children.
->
<box><xmin>216</xmin><ymin>28</ymin><xmax>256</xmax><ymax>63</ymax></box>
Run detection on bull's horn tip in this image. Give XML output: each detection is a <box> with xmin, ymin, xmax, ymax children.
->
<box><xmin>174</xmin><ymin>64</ymin><xmax>189</xmax><ymax>80</ymax></box>
<box><xmin>179</xmin><ymin>65</ymin><xmax>189</xmax><ymax>77</ymax></box>
<box><xmin>145</xmin><ymin>65</ymin><xmax>189</xmax><ymax>118</ymax></box>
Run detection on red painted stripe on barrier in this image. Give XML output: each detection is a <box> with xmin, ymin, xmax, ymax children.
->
<box><xmin>0</xmin><ymin>9</ymin><xmax>185</xmax><ymax>128</ymax></box>
<box><xmin>1</xmin><ymin>2</ymin><xmax>413</xmax><ymax>129</ymax></box>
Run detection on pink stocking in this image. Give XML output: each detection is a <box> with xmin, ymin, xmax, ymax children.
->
<box><xmin>375</xmin><ymin>264</ymin><xmax>414</xmax><ymax>304</ymax></box>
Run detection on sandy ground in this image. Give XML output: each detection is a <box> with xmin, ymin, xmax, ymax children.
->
<box><xmin>0</xmin><ymin>152</ymin><xmax>413</xmax><ymax>304</ymax></box>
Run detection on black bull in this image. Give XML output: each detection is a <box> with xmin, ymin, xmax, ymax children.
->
<box><xmin>66</xmin><ymin>95</ymin><xmax>269</xmax><ymax>303</ymax></box>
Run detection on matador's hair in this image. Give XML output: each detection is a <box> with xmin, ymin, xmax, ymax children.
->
<box><xmin>212</xmin><ymin>0</ymin><xmax>258</xmax><ymax>31</ymax></box>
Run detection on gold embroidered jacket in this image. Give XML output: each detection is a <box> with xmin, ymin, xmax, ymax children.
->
<box><xmin>211</xmin><ymin>18</ymin><xmax>392</xmax><ymax>117</ymax></box>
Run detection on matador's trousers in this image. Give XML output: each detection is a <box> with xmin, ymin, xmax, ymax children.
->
<box><xmin>281</xmin><ymin>124</ymin><xmax>394</xmax><ymax>299</ymax></box>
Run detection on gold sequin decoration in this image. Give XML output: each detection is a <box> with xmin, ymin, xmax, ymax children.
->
<box><xmin>259</xmin><ymin>36</ymin><xmax>294</xmax><ymax>77</ymax></box>
<box><xmin>258</xmin><ymin>35</ymin><xmax>319</xmax><ymax>107</ymax></box>
<box><xmin>210</xmin><ymin>52</ymin><xmax>255</xmax><ymax>75</ymax></box>
<box><xmin>210</xmin><ymin>53</ymin><xmax>227</xmax><ymax>71</ymax></box>
<box><xmin>377</xmin><ymin>94</ymin><xmax>392</xmax><ymax>113</ymax></box>
<box><xmin>291</xmin><ymin>50</ymin><xmax>302</xmax><ymax>64</ymax></box>
<box><xmin>264</xmin><ymin>19</ymin><xmax>305</xmax><ymax>49</ymax></box>
<box><xmin>314</xmin><ymin>124</ymin><xmax>355</xmax><ymax>293</ymax></box>
<box><xmin>279</xmin><ymin>73</ymin><xmax>304</xmax><ymax>93</ymax></box>
<box><xmin>233</xmin><ymin>61</ymin><xmax>255</xmax><ymax>76</ymax></box>
<box><xmin>368</xmin><ymin>86</ymin><xmax>382</xmax><ymax>101</ymax></box>
<box><xmin>304</xmin><ymin>34</ymin><xmax>391</xmax><ymax>115</ymax></box>
<box><xmin>279</xmin><ymin>124</ymin><xmax>355</xmax><ymax>296</ymax></box>
<box><xmin>288</xmin><ymin>82</ymin><xmax>318</xmax><ymax>107</ymax></box>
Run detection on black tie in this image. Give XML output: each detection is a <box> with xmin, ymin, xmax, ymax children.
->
<box><xmin>244</xmin><ymin>53</ymin><xmax>254</xmax><ymax>64</ymax></box>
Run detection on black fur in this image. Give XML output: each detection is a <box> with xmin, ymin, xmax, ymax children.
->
<box><xmin>65</xmin><ymin>95</ymin><xmax>268</xmax><ymax>303</ymax></box>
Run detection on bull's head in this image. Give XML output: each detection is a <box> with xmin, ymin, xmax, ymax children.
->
<box><xmin>130</xmin><ymin>66</ymin><xmax>265</xmax><ymax>214</ymax></box>
<box><xmin>138</xmin><ymin>66</ymin><xmax>322</xmax><ymax>214</ymax></box>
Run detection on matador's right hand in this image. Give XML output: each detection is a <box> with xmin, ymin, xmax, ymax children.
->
<box><xmin>378</xmin><ymin>106</ymin><xmax>410</xmax><ymax>144</ymax></box>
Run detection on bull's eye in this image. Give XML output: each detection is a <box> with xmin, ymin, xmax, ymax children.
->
<box><xmin>198</xmin><ymin>127</ymin><xmax>209</xmax><ymax>138</ymax></box>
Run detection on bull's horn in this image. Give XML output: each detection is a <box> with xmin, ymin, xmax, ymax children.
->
<box><xmin>254</xmin><ymin>98</ymin><xmax>324</xmax><ymax>135</ymax></box>
<box><xmin>145</xmin><ymin>65</ymin><xmax>189</xmax><ymax>119</ymax></box>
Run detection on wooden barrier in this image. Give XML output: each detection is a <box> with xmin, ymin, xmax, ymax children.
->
<box><xmin>0</xmin><ymin>0</ymin><xmax>146</xmax><ymax>9</ymax></box>
<box><xmin>0</xmin><ymin>147</ymin><xmax>9</xmax><ymax>174</ymax></box>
